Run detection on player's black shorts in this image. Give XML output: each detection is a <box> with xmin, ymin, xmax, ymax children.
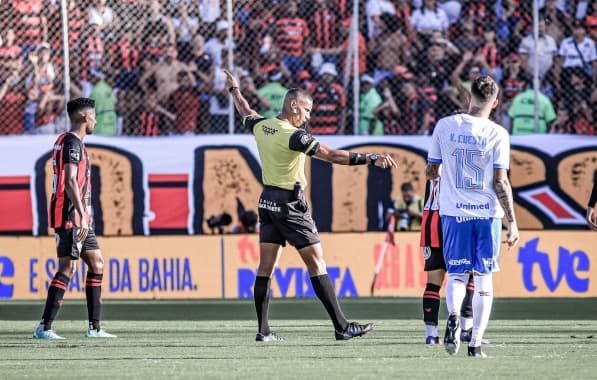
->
<box><xmin>55</xmin><ymin>228</ymin><xmax>100</xmax><ymax>259</ymax></box>
<box><xmin>258</xmin><ymin>186</ymin><xmax>320</xmax><ymax>249</ymax></box>
<box><xmin>423</xmin><ymin>246</ymin><xmax>446</xmax><ymax>272</ymax></box>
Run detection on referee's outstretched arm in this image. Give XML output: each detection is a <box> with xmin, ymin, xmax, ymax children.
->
<box><xmin>313</xmin><ymin>143</ymin><xmax>397</xmax><ymax>169</ymax></box>
<box><xmin>223</xmin><ymin>69</ymin><xmax>262</xmax><ymax>120</ymax></box>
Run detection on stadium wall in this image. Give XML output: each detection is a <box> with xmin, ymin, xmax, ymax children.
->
<box><xmin>0</xmin><ymin>231</ymin><xmax>594</xmax><ymax>300</ymax></box>
<box><xmin>0</xmin><ymin>135</ymin><xmax>595</xmax><ymax>235</ymax></box>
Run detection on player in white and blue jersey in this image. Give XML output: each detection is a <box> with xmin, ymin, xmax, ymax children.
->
<box><xmin>426</xmin><ymin>76</ymin><xmax>519</xmax><ymax>357</ymax></box>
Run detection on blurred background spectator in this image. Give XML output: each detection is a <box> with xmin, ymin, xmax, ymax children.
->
<box><xmin>0</xmin><ymin>0</ymin><xmax>593</xmax><ymax>136</ymax></box>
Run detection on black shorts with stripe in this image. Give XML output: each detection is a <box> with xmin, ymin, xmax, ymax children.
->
<box><xmin>421</xmin><ymin>209</ymin><xmax>444</xmax><ymax>271</ymax></box>
<box><xmin>55</xmin><ymin>228</ymin><xmax>100</xmax><ymax>259</ymax></box>
<box><xmin>258</xmin><ymin>186</ymin><xmax>320</xmax><ymax>249</ymax></box>
<box><xmin>423</xmin><ymin>246</ymin><xmax>446</xmax><ymax>272</ymax></box>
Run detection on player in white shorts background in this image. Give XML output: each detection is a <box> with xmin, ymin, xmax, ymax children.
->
<box><xmin>426</xmin><ymin>76</ymin><xmax>519</xmax><ymax>357</ymax></box>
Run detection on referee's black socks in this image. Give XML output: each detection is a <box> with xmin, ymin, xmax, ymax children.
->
<box><xmin>254</xmin><ymin>276</ymin><xmax>271</xmax><ymax>334</ymax></box>
<box><xmin>310</xmin><ymin>274</ymin><xmax>348</xmax><ymax>332</ymax></box>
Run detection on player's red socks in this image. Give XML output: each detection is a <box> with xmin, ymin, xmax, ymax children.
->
<box><xmin>423</xmin><ymin>283</ymin><xmax>441</xmax><ymax>326</ymax></box>
<box><xmin>85</xmin><ymin>272</ymin><xmax>103</xmax><ymax>330</ymax></box>
<box><xmin>41</xmin><ymin>272</ymin><xmax>70</xmax><ymax>330</ymax></box>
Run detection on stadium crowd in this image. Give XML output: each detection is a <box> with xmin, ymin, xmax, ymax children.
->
<box><xmin>0</xmin><ymin>0</ymin><xmax>595</xmax><ymax>136</ymax></box>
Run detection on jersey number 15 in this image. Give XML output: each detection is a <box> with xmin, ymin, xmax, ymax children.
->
<box><xmin>452</xmin><ymin>148</ymin><xmax>484</xmax><ymax>189</ymax></box>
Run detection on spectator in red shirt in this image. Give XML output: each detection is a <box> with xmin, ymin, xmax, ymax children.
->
<box><xmin>1</xmin><ymin>0</ymin><xmax>47</xmax><ymax>55</ymax></box>
<box><xmin>476</xmin><ymin>22</ymin><xmax>504</xmax><ymax>82</ymax></box>
<box><xmin>274</xmin><ymin>0</ymin><xmax>309</xmax><ymax>79</ymax></box>
<box><xmin>309</xmin><ymin>17</ymin><xmax>366</xmax><ymax>80</ymax></box>
<box><xmin>307</xmin><ymin>62</ymin><xmax>346</xmax><ymax>134</ymax></box>
<box><xmin>499</xmin><ymin>53</ymin><xmax>529</xmax><ymax>131</ymax></box>
<box><xmin>129</xmin><ymin>90</ymin><xmax>174</xmax><ymax>136</ymax></box>
<box><xmin>401</xmin><ymin>80</ymin><xmax>433</xmax><ymax>134</ymax></box>
<box><xmin>109</xmin><ymin>28</ymin><xmax>140</xmax><ymax>91</ymax></box>
<box><xmin>310</xmin><ymin>0</ymin><xmax>341</xmax><ymax>67</ymax></box>
<box><xmin>167</xmin><ymin>70</ymin><xmax>199</xmax><ymax>134</ymax></box>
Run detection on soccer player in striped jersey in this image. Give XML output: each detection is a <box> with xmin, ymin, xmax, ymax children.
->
<box><xmin>420</xmin><ymin>178</ymin><xmax>478</xmax><ymax>345</ymax></box>
<box><xmin>33</xmin><ymin>98</ymin><xmax>116</xmax><ymax>340</ymax></box>
<box><xmin>426</xmin><ymin>76</ymin><xmax>519</xmax><ymax>357</ymax></box>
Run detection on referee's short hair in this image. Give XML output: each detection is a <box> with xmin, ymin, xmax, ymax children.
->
<box><xmin>67</xmin><ymin>98</ymin><xmax>95</xmax><ymax>119</ymax></box>
<box><xmin>284</xmin><ymin>88</ymin><xmax>312</xmax><ymax>103</ymax></box>
<box><xmin>470</xmin><ymin>76</ymin><xmax>499</xmax><ymax>104</ymax></box>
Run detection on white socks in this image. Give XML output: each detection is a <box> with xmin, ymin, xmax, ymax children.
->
<box><xmin>445</xmin><ymin>274</ymin><xmax>469</xmax><ymax>316</ymax></box>
<box><xmin>471</xmin><ymin>274</ymin><xmax>493</xmax><ymax>347</ymax></box>
<box><xmin>461</xmin><ymin>317</ymin><xmax>473</xmax><ymax>331</ymax></box>
<box><xmin>425</xmin><ymin>324</ymin><xmax>438</xmax><ymax>337</ymax></box>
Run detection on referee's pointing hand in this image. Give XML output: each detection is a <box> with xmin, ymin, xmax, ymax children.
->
<box><xmin>223</xmin><ymin>69</ymin><xmax>238</xmax><ymax>89</ymax></box>
<box><xmin>373</xmin><ymin>154</ymin><xmax>398</xmax><ymax>169</ymax></box>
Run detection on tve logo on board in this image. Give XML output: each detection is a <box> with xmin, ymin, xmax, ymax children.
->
<box><xmin>518</xmin><ymin>238</ymin><xmax>590</xmax><ymax>293</ymax></box>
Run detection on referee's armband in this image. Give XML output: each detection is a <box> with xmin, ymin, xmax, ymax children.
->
<box><xmin>289</xmin><ymin>129</ymin><xmax>320</xmax><ymax>156</ymax></box>
<box><xmin>348</xmin><ymin>152</ymin><xmax>367</xmax><ymax>165</ymax></box>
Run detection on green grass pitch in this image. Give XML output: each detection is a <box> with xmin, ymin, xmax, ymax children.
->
<box><xmin>1</xmin><ymin>298</ymin><xmax>596</xmax><ymax>379</ymax></box>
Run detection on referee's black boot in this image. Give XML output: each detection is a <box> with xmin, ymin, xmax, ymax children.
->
<box><xmin>335</xmin><ymin>322</ymin><xmax>374</xmax><ymax>340</ymax></box>
<box><xmin>256</xmin><ymin>332</ymin><xmax>285</xmax><ymax>342</ymax></box>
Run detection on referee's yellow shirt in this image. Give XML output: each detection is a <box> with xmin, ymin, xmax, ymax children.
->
<box><xmin>244</xmin><ymin>116</ymin><xmax>320</xmax><ymax>191</ymax></box>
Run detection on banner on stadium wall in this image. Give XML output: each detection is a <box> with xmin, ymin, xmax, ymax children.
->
<box><xmin>0</xmin><ymin>231</ymin><xmax>595</xmax><ymax>300</ymax></box>
<box><xmin>0</xmin><ymin>236</ymin><xmax>222</xmax><ymax>299</ymax></box>
<box><xmin>0</xmin><ymin>135</ymin><xmax>594</xmax><ymax>236</ymax></box>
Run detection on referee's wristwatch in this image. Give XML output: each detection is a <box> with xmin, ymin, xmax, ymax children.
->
<box><xmin>368</xmin><ymin>154</ymin><xmax>378</xmax><ymax>166</ymax></box>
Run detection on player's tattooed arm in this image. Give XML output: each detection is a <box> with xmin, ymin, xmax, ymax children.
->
<box><xmin>425</xmin><ymin>163</ymin><xmax>441</xmax><ymax>180</ymax></box>
<box><xmin>493</xmin><ymin>168</ymin><xmax>516</xmax><ymax>223</ymax></box>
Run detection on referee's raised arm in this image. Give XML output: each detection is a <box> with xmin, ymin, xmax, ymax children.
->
<box><xmin>223</xmin><ymin>68</ymin><xmax>262</xmax><ymax>120</ymax></box>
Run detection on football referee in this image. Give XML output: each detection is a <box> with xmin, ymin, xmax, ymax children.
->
<box><xmin>223</xmin><ymin>69</ymin><xmax>397</xmax><ymax>341</ymax></box>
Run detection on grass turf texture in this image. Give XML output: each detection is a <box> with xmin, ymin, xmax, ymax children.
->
<box><xmin>1</xmin><ymin>299</ymin><xmax>596</xmax><ymax>379</ymax></box>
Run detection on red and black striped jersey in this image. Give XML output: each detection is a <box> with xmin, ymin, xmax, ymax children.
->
<box><xmin>307</xmin><ymin>82</ymin><xmax>346</xmax><ymax>134</ymax></box>
<box><xmin>49</xmin><ymin>132</ymin><xmax>91</xmax><ymax>229</ymax></box>
<box><xmin>420</xmin><ymin>178</ymin><xmax>441</xmax><ymax>248</ymax></box>
<box><xmin>311</xmin><ymin>9</ymin><xmax>339</xmax><ymax>49</ymax></box>
<box><xmin>275</xmin><ymin>17</ymin><xmax>309</xmax><ymax>57</ymax></box>
<box><xmin>4</xmin><ymin>0</ymin><xmax>45</xmax><ymax>46</ymax></box>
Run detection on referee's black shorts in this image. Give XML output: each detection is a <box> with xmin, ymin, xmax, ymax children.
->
<box><xmin>258</xmin><ymin>186</ymin><xmax>320</xmax><ymax>249</ymax></box>
<box><xmin>55</xmin><ymin>228</ymin><xmax>101</xmax><ymax>259</ymax></box>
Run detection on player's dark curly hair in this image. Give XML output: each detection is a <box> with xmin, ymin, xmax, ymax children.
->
<box><xmin>470</xmin><ymin>76</ymin><xmax>498</xmax><ymax>103</ymax></box>
<box><xmin>67</xmin><ymin>97</ymin><xmax>95</xmax><ymax>118</ymax></box>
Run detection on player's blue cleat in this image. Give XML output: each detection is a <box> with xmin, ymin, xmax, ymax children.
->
<box><xmin>85</xmin><ymin>329</ymin><xmax>117</xmax><ymax>338</ymax></box>
<box><xmin>335</xmin><ymin>322</ymin><xmax>374</xmax><ymax>340</ymax></box>
<box><xmin>426</xmin><ymin>336</ymin><xmax>440</xmax><ymax>345</ymax></box>
<box><xmin>468</xmin><ymin>345</ymin><xmax>487</xmax><ymax>358</ymax></box>
<box><xmin>444</xmin><ymin>314</ymin><xmax>461</xmax><ymax>355</ymax></box>
<box><xmin>255</xmin><ymin>332</ymin><xmax>285</xmax><ymax>342</ymax></box>
<box><xmin>33</xmin><ymin>326</ymin><xmax>65</xmax><ymax>340</ymax></box>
